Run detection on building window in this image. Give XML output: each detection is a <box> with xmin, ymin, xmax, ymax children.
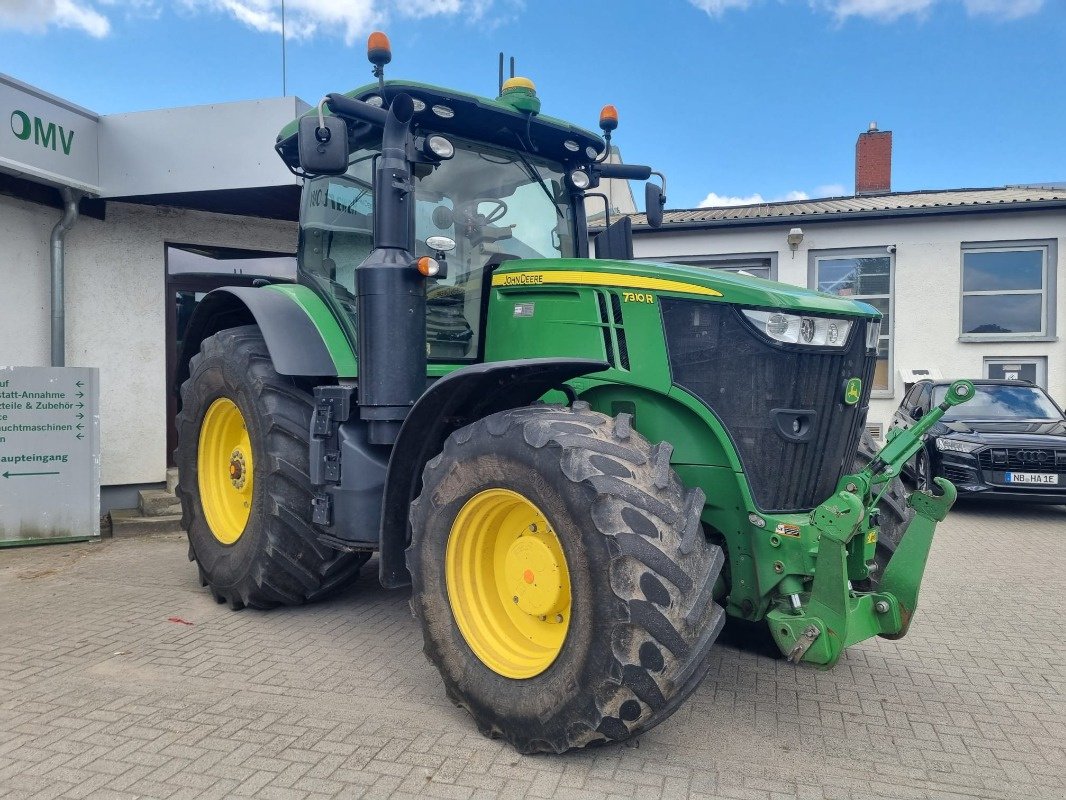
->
<box><xmin>961</xmin><ymin>244</ymin><xmax>1051</xmax><ymax>338</ymax></box>
<box><xmin>639</xmin><ymin>253</ymin><xmax>776</xmax><ymax>281</ymax></box>
<box><xmin>983</xmin><ymin>356</ymin><xmax>1047</xmax><ymax>389</ymax></box>
<box><xmin>812</xmin><ymin>252</ymin><xmax>892</xmax><ymax>395</ymax></box>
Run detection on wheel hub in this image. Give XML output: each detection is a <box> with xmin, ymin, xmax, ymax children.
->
<box><xmin>505</xmin><ymin>536</ymin><xmax>565</xmax><ymax>617</ymax></box>
<box><xmin>228</xmin><ymin>450</ymin><xmax>247</xmax><ymax>489</ymax></box>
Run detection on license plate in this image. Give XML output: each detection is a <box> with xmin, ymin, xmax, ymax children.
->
<box><xmin>1005</xmin><ymin>472</ymin><xmax>1059</xmax><ymax>485</ymax></box>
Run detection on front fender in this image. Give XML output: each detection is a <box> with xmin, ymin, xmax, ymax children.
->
<box><xmin>378</xmin><ymin>357</ymin><xmax>608</xmax><ymax>588</ymax></box>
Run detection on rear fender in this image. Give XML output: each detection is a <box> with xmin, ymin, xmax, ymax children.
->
<box><xmin>175</xmin><ymin>285</ymin><xmax>355</xmax><ymax>398</ymax></box>
<box><xmin>378</xmin><ymin>357</ymin><xmax>609</xmax><ymax>588</ymax></box>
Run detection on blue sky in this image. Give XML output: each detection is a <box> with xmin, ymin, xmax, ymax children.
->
<box><xmin>1</xmin><ymin>0</ymin><xmax>1062</xmax><ymax>209</ymax></box>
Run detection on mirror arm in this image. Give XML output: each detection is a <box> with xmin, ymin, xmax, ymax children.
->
<box><xmin>326</xmin><ymin>92</ymin><xmax>389</xmax><ymax>127</ymax></box>
<box><xmin>651</xmin><ymin>170</ymin><xmax>667</xmax><ymax>200</ymax></box>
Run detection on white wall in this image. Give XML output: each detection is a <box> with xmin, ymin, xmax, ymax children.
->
<box><xmin>0</xmin><ymin>194</ymin><xmax>297</xmax><ymax>485</ymax></box>
<box><xmin>633</xmin><ymin>210</ymin><xmax>1066</xmax><ymax>433</ymax></box>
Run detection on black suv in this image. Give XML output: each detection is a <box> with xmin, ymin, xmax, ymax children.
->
<box><xmin>890</xmin><ymin>379</ymin><xmax>1066</xmax><ymax>504</ymax></box>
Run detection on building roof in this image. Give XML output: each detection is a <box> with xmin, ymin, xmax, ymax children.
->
<box><xmin>625</xmin><ymin>185</ymin><xmax>1066</xmax><ymax>231</ymax></box>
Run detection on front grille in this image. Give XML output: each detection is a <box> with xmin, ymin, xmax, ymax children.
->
<box><xmin>942</xmin><ymin>464</ymin><xmax>976</xmax><ymax>485</ymax></box>
<box><xmin>661</xmin><ymin>299</ymin><xmax>875</xmax><ymax>512</ymax></box>
<box><xmin>978</xmin><ymin>448</ymin><xmax>1066</xmax><ymax>474</ymax></box>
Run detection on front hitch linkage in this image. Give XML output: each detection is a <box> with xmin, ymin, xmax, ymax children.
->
<box><xmin>768</xmin><ymin>380</ymin><xmax>975</xmax><ymax>666</ymax></box>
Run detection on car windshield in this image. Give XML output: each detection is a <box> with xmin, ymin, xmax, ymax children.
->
<box><xmin>934</xmin><ymin>384</ymin><xmax>1063</xmax><ymax>420</ymax></box>
<box><xmin>298</xmin><ymin>138</ymin><xmax>575</xmax><ymax>360</ymax></box>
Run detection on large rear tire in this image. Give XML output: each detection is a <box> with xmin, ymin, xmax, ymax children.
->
<box><xmin>175</xmin><ymin>325</ymin><xmax>368</xmax><ymax>610</ymax></box>
<box><xmin>407</xmin><ymin>403</ymin><xmax>725</xmax><ymax>753</ymax></box>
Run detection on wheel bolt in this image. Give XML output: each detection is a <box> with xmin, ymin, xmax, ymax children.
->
<box><xmin>874</xmin><ymin>600</ymin><xmax>890</xmax><ymax>614</ymax></box>
<box><xmin>555</xmin><ymin>614</ymin><xmax>564</xmax><ymax>623</ymax></box>
<box><xmin>512</xmin><ymin>596</ymin><xmax>519</xmax><ymax>604</ymax></box>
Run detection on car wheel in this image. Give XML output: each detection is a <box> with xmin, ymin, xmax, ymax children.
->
<box><xmin>914</xmin><ymin>449</ymin><xmax>933</xmax><ymax>491</ymax></box>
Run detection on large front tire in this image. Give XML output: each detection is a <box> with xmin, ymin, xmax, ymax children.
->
<box><xmin>175</xmin><ymin>325</ymin><xmax>368</xmax><ymax>609</ymax></box>
<box><xmin>407</xmin><ymin>404</ymin><xmax>725</xmax><ymax>753</ymax></box>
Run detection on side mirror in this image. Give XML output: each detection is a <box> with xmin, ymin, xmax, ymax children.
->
<box><xmin>645</xmin><ymin>182</ymin><xmax>665</xmax><ymax>229</ymax></box>
<box><xmin>298</xmin><ymin>114</ymin><xmax>349</xmax><ymax>175</ymax></box>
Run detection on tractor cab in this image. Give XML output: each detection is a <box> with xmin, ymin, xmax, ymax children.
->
<box><xmin>274</xmin><ymin>76</ymin><xmax>663</xmax><ymax>363</ymax></box>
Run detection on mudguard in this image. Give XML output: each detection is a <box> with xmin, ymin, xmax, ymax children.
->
<box><xmin>378</xmin><ymin>357</ymin><xmax>609</xmax><ymax>588</ymax></box>
<box><xmin>175</xmin><ymin>286</ymin><xmax>344</xmax><ymax>397</ymax></box>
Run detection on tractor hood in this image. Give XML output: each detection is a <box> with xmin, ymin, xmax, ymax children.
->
<box><xmin>491</xmin><ymin>258</ymin><xmax>881</xmax><ymax>317</ymax></box>
<box><xmin>276</xmin><ymin>80</ymin><xmax>606</xmax><ymax>173</ymax></box>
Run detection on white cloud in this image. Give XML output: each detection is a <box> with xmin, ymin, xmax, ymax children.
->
<box><xmin>0</xmin><ymin>0</ymin><xmax>503</xmax><ymax>42</ymax></box>
<box><xmin>687</xmin><ymin>0</ymin><xmax>1044</xmax><ymax>21</ymax></box>
<box><xmin>699</xmin><ymin>189</ymin><xmax>810</xmax><ymax>207</ymax></box>
<box><xmin>688</xmin><ymin>0</ymin><xmax>755</xmax><ymax>15</ymax></box>
<box><xmin>962</xmin><ymin>0</ymin><xmax>1043</xmax><ymax>20</ymax></box>
<box><xmin>0</xmin><ymin>0</ymin><xmax>111</xmax><ymax>37</ymax></box>
<box><xmin>815</xmin><ymin>183</ymin><xmax>847</xmax><ymax>196</ymax></box>
<box><xmin>820</xmin><ymin>0</ymin><xmax>936</xmax><ymax>21</ymax></box>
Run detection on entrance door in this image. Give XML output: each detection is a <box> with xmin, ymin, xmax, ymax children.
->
<box><xmin>165</xmin><ymin>244</ymin><xmax>297</xmax><ymax>466</ymax></box>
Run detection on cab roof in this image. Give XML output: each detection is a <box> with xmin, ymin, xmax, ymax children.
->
<box><xmin>276</xmin><ymin>80</ymin><xmax>606</xmax><ymax>172</ymax></box>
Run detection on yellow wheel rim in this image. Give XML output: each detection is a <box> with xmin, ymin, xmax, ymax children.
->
<box><xmin>197</xmin><ymin>397</ymin><xmax>253</xmax><ymax>545</ymax></box>
<box><xmin>445</xmin><ymin>488</ymin><xmax>572</xmax><ymax>679</ymax></box>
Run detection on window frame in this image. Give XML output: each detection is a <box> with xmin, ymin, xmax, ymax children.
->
<box><xmin>982</xmin><ymin>356</ymin><xmax>1048</xmax><ymax>389</ymax></box>
<box><xmin>959</xmin><ymin>239</ymin><xmax>1057</xmax><ymax>343</ymax></box>
<box><xmin>808</xmin><ymin>246</ymin><xmax>895</xmax><ymax>399</ymax></box>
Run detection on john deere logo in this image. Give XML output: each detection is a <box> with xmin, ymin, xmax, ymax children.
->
<box><xmin>844</xmin><ymin>378</ymin><xmax>862</xmax><ymax>405</ymax></box>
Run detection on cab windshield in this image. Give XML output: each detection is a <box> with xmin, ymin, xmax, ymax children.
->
<box><xmin>298</xmin><ymin>138</ymin><xmax>575</xmax><ymax>360</ymax></box>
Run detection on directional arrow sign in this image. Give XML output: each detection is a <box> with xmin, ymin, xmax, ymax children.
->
<box><xmin>1</xmin><ymin>365</ymin><xmax>100</xmax><ymax>545</ymax></box>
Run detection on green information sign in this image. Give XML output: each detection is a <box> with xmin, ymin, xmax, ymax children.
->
<box><xmin>0</xmin><ymin>366</ymin><xmax>100</xmax><ymax>546</ymax></box>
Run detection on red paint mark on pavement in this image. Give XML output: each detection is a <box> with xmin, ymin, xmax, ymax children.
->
<box><xmin>167</xmin><ymin>617</ymin><xmax>194</xmax><ymax>626</ymax></box>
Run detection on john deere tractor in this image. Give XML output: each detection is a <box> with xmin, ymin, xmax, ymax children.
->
<box><xmin>174</xmin><ymin>34</ymin><xmax>974</xmax><ymax>753</ymax></box>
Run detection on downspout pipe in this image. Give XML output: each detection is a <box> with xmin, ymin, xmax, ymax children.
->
<box><xmin>50</xmin><ymin>187</ymin><xmax>81</xmax><ymax>367</ymax></box>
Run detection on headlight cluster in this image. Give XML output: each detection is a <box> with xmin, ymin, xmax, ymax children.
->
<box><xmin>935</xmin><ymin>438</ymin><xmax>982</xmax><ymax>454</ymax></box>
<box><xmin>742</xmin><ymin>309</ymin><xmax>853</xmax><ymax>348</ymax></box>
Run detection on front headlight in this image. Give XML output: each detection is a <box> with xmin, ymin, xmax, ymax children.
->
<box><xmin>741</xmin><ymin>309</ymin><xmax>852</xmax><ymax>347</ymax></box>
<box><xmin>935</xmin><ymin>438</ymin><xmax>982</xmax><ymax>454</ymax></box>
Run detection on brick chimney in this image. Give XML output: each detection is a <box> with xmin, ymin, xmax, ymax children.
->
<box><xmin>855</xmin><ymin>122</ymin><xmax>892</xmax><ymax>195</ymax></box>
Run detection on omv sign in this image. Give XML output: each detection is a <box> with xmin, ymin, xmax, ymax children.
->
<box><xmin>0</xmin><ymin>75</ymin><xmax>99</xmax><ymax>192</ymax></box>
<box><xmin>10</xmin><ymin>110</ymin><xmax>76</xmax><ymax>156</ymax></box>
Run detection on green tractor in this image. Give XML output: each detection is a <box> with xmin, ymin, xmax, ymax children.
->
<box><xmin>174</xmin><ymin>34</ymin><xmax>974</xmax><ymax>753</ymax></box>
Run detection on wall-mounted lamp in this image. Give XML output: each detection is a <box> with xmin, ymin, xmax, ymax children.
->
<box><xmin>787</xmin><ymin>227</ymin><xmax>804</xmax><ymax>258</ymax></box>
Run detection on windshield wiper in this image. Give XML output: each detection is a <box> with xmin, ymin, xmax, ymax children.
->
<box><xmin>506</xmin><ymin>130</ymin><xmax>563</xmax><ymax>218</ymax></box>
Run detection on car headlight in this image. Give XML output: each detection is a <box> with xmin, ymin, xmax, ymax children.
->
<box><xmin>935</xmin><ymin>438</ymin><xmax>982</xmax><ymax>454</ymax></box>
<box><xmin>741</xmin><ymin>309</ymin><xmax>853</xmax><ymax>347</ymax></box>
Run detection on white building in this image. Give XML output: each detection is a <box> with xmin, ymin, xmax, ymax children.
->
<box><xmin>1</xmin><ymin>74</ymin><xmax>305</xmax><ymax>512</ymax></box>
<box><xmin>628</xmin><ymin>127</ymin><xmax>1065</xmax><ymax>438</ymax></box>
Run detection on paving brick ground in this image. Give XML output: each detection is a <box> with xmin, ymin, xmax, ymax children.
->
<box><xmin>1</xmin><ymin>501</ymin><xmax>1064</xmax><ymax>800</ymax></box>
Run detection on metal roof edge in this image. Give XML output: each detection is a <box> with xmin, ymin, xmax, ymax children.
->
<box><xmin>0</xmin><ymin>73</ymin><xmax>99</xmax><ymax>120</ymax></box>
<box><xmin>628</xmin><ymin>199</ymin><xmax>1066</xmax><ymax>233</ymax></box>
